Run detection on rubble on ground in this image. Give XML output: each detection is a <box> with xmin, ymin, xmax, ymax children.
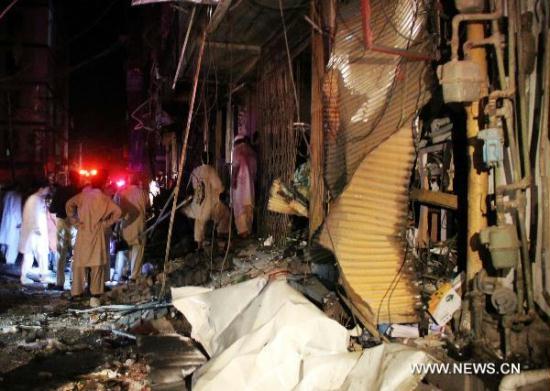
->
<box><xmin>1</xmin><ymin>234</ymin><xmax>505</xmax><ymax>390</ymax></box>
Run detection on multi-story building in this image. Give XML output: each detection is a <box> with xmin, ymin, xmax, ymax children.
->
<box><xmin>0</xmin><ymin>0</ymin><xmax>68</xmax><ymax>184</ymax></box>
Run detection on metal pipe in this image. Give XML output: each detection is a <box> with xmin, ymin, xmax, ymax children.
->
<box><xmin>491</xmin><ymin>10</ymin><xmax>508</xmax><ymax>92</ymax></box>
<box><xmin>517</xmin><ymin>205</ymin><xmax>534</xmax><ymax>310</ymax></box>
<box><xmin>141</xmin><ymin>196</ymin><xmax>191</xmax><ymax>239</ymax></box>
<box><xmin>513</xmin><ymin>0</ymin><xmax>531</xmax><ymax>180</ymax></box>
<box><xmin>172</xmin><ymin>6</ymin><xmax>196</xmax><ymax>90</ymax></box>
<box><xmin>451</xmin><ymin>0</ymin><xmax>502</xmax><ymax>61</ymax></box>
<box><xmin>540</xmin><ymin>29</ymin><xmax>550</xmax><ymax>306</ymax></box>
<box><xmin>147</xmin><ymin>186</ymin><xmax>176</xmax><ymax>238</ymax></box>
<box><xmin>499</xmin><ymin>369</ymin><xmax>550</xmax><ymax>391</ymax></box>
<box><xmin>465</xmin><ymin>21</ymin><xmax>489</xmax><ymax>282</ymax></box>
<box><xmin>161</xmin><ymin>27</ymin><xmax>207</xmax><ymax>297</ymax></box>
<box><xmin>111</xmin><ymin>329</ymin><xmax>137</xmax><ymax>340</ymax></box>
<box><xmin>496</xmin><ymin>101</ymin><xmax>520</xmax><ymax>182</ymax></box>
<box><xmin>465</xmin><ymin>31</ymin><xmax>514</xmax><ymax>97</ymax></box>
<box><xmin>502</xmin><ymin>316</ymin><xmax>512</xmax><ymax>359</ymax></box>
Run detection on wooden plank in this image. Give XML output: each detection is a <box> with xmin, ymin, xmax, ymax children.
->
<box><xmin>410</xmin><ymin>189</ymin><xmax>458</xmax><ymax>210</ymax></box>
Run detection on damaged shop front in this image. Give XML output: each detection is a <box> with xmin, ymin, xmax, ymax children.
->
<box><xmin>1</xmin><ymin>0</ymin><xmax>550</xmax><ymax>389</ymax></box>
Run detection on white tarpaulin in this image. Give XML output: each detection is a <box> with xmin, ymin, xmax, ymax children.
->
<box><xmin>172</xmin><ymin>277</ymin><xmax>432</xmax><ymax>390</ymax></box>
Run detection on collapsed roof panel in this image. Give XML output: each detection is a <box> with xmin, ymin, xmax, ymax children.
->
<box><xmin>209</xmin><ymin>0</ymin><xmax>308</xmax><ymax>47</ymax></box>
<box><xmin>175</xmin><ymin>0</ymin><xmax>309</xmax><ymax>85</ymax></box>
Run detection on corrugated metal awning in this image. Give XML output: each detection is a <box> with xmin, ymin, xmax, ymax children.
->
<box><xmin>316</xmin><ymin>0</ymin><xmax>433</xmax><ymax>325</ymax></box>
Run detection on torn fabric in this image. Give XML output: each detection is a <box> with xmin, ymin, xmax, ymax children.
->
<box><xmin>172</xmin><ymin>278</ymin><xmax>432</xmax><ymax>390</ymax></box>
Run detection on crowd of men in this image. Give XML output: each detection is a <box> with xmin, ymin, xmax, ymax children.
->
<box><xmin>0</xmin><ymin>170</ymin><xmax>149</xmax><ymax>305</ymax></box>
<box><xmin>0</xmin><ymin>135</ymin><xmax>257</xmax><ymax>306</ymax></box>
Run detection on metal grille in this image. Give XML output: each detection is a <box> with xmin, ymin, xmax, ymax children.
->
<box><xmin>256</xmin><ymin>67</ymin><xmax>299</xmax><ymax>243</ymax></box>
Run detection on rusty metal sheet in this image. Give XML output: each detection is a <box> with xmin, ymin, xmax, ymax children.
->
<box><xmin>316</xmin><ymin>0</ymin><xmax>432</xmax><ymax>325</ymax></box>
<box><xmin>319</xmin><ymin>127</ymin><xmax>418</xmax><ymax>324</ymax></box>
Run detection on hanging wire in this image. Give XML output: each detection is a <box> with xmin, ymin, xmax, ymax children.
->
<box><xmin>278</xmin><ymin>0</ymin><xmax>301</xmax><ymax>123</ymax></box>
<box><xmin>0</xmin><ymin>0</ymin><xmax>21</xmax><ymax>21</ymax></box>
<box><xmin>217</xmin><ymin>9</ymin><xmax>235</xmax><ymax>286</ymax></box>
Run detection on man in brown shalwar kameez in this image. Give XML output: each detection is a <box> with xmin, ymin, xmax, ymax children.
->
<box><xmin>66</xmin><ymin>171</ymin><xmax>121</xmax><ymax>298</ymax></box>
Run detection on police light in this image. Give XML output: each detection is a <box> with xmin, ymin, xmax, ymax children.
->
<box><xmin>115</xmin><ymin>179</ymin><xmax>126</xmax><ymax>188</ymax></box>
<box><xmin>79</xmin><ymin>168</ymin><xmax>99</xmax><ymax>177</ymax></box>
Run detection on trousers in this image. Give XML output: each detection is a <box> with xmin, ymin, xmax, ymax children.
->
<box><xmin>71</xmin><ymin>265</ymin><xmax>105</xmax><ymax>296</ymax></box>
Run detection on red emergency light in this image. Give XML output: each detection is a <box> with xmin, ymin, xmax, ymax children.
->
<box><xmin>79</xmin><ymin>168</ymin><xmax>98</xmax><ymax>177</ymax></box>
<box><xmin>115</xmin><ymin>179</ymin><xmax>126</xmax><ymax>188</ymax></box>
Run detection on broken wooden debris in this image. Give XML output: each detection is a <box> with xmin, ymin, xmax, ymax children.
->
<box><xmin>268</xmin><ymin>179</ymin><xmax>308</xmax><ymax>217</ymax></box>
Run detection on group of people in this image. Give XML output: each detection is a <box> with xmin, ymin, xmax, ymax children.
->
<box><xmin>183</xmin><ymin>135</ymin><xmax>257</xmax><ymax>250</ymax></box>
<box><xmin>0</xmin><ymin>170</ymin><xmax>149</xmax><ymax>301</ymax></box>
<box><xmin>0</xmin><ymin>134</ymin><xmax>257</xmax><ymax>302</ymax></box>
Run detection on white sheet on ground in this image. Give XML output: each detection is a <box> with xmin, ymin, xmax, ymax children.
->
<box><xmin>172</xmin><ymin>277</ymin><xmax>432</xmax><ymax>391</ymax></box>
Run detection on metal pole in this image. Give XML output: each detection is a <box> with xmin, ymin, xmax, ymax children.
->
<box><xmin>160</xmin><ymin>27</ymin><xmax>207</xmax><ymax>297</ymax></box>
<box><xmin>171</xmin><ymin>6</ymin><xmax>196</xmax><ymax>90</ymax></box>
<box><xmin>466</xmin><ymin>22</ymin><xmax>489</xmax><ymax>282</ymax></box>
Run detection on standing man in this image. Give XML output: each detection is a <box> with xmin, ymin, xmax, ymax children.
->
<box><xmin>48</xmin><ymin>171</ymin><xmax>80</xmax><ymax>290</ymax></box>
<box><xmin>0</xmin><ymin>185</ymin><xmax>22</xmax><ymax>265</ymax></box>
<box><xmin>66</xmin><ymin>171</ymin><xmax>121</xmax><ymax>299</ymax></box>
<box><xmin>183</xmin><ymin>153</ymin><xmax>230</xmax><ymax>250</ymax></box>
<box><xmin>19</xmin><ymin>181</ymin><xmax>50</xmax><ymax>284</ymax></box>
<box><xmin>232</xmin><ymin>135</ymin><xmax>257</xmax><ymax>238</ymax></box>
<box><xmin>118</xmin><ymin>174</ymin><xmax>149</xmax><ymax>281</ymax></box>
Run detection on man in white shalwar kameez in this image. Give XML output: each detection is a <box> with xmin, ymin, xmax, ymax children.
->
<box><xmin>19</xmin><ymin>184</ymin><xmax>50</xmax><ymax>284</ymax></box>
<box><xmin>231</xmin><ymin>135</ymin><xmax>257</xmax><ymax>237</ymax></box>
<box><xmin>0</xmin><ymin>188</ymin><xmax>22</xmax><ymax>265</ymax></box>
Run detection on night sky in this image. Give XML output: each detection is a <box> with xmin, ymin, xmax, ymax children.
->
<box><xmin>61</xmin><ymin>0</ymin><xmax>131</xmax><ymax>170</ymax></box>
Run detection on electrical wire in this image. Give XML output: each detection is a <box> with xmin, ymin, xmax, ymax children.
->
<box><xmin>0</xmin><ymin>0</ymin><xmax>21</xmax><ymax>21</ymax></box>
<box><xmin>385</xmin><ymin>241</ymin><xmax>410</xmax><ymax>325</ymax></box>
<box><xmin>278</xmin><ymin>0</ymin><xmax>301</xmax><ymax>123</ymax></box>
